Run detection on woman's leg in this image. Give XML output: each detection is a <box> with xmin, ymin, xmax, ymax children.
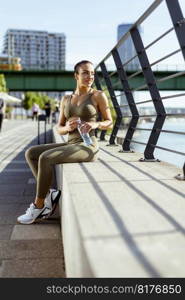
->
<box><xmin>35</xmin><ymin>142</ymin><xmax>99</xmax><ymax>202</ymax></box>
<box><xmin>25</xmin><ymin>142</ymin><xmax>68</xmax><ymax>179</ymax></box>
<box><xmin>17</xmin><ymin>142</ymin><xmax>99</xmax><ymax>224</ymax></box>
<box><xmin>25</xmin><ymin>142</ymin><xmax>68</xmax><ymax>208</ymax></box>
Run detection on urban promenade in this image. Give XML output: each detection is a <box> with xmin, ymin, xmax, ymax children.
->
<box><xmin>0</xmin><ymin>0</ymin><xmax>185</xmax><ymax>280</ymax></box>
<box><xmin>0</xmin><ymin>119</ymin><xmax>65</xmax><ymax>277</ymax></box>
<box><xmin>0</xmin><ymin>117</ymin><xmax>185</xmax><ymax>278</ymax></box>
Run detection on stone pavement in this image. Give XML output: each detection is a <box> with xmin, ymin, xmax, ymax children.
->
<box><xmin>0</xmin><ymin>119</ymin><xmax>65</xmax><ymax>277</ymax></box>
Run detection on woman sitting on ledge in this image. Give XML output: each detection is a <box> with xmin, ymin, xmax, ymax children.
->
<box><xmin>17</xmin><ymin>60</ymin><xmax>113</xmax><ymax>224</ymax></box>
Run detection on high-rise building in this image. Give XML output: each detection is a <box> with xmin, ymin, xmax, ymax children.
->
<box><xmin>3</xmin><ymin>29</ymin><xmax>66</xmax><ymax>70</ymax></box>
<box><xmin>117</xmin><ymin>23</ymin><xmax>140</xmax><ymax>71</ymax></box>
<box><xmin>117</xmin><ymin>24</ymin><xmax>141</xmax><ymax>115</ymax></box>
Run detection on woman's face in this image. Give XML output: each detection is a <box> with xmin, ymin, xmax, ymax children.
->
<box><xmin>75</xmin><ymin>63</ymin><xmax>95</xmax><ymax>87</ymax></box>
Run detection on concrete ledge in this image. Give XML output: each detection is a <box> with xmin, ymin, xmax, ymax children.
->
<box><xmin>53</xmin><ymin>127</ymin><xmax>93</xmax><ymax>277</ymax></box>
<box><xmin>52</xmin><ymin>126</ymin><xmax>185</xmax><ymax>278</ymax></box>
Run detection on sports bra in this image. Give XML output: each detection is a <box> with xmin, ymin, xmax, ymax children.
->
<box><xmin>64</xmin><ymin>91</ymin><xmax>98</xmax><ymax>143</ymax></box>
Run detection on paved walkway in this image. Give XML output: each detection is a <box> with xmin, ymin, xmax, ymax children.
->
<box><xmin>0</xmin><ymin>119</ymin><xmax>65</xmax><ymax>277</ymax></box>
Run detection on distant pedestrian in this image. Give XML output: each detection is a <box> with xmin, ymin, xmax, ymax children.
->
<box><xmin>32</xmin><ymin>102</ymin><xmax>39</xmax><ymax>121</ymax></box>
<box><xmin>55</xmin><ymin>102</ymin><xmax>59</xmax><ymax>122</ymax></box>
<box><xmin>44</xmin><ymin>101</ymin><xmax>51</xmax><ymax>123</ymax></box>
<box><xmin>52</xmin><ymin>102</ymin><xmax>59</xmax><ymax>123</ymax></box>
<box><xmin>0</xmin><ymin>97</ymin><xmax>5</xmax><ymax>132</ymax></box>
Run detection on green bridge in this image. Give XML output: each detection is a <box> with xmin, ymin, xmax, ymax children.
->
<box><xmin>1</xmin><ymin>69</ymin><xmax>185</xmax><ymax>91</ymax></box>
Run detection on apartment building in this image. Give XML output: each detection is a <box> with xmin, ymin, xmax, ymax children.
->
<box><xmin>3</xmin><ymin>29</ymin><xmax>66</xmax><ymax>70</ymax></box>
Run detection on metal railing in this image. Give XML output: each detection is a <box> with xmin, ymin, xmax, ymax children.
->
<box><xmin>94</xmin><ymin>0</ymin><xmax>185</xmax><ymax>180</ymax></box>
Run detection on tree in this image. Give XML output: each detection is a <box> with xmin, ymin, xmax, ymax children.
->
<box><xmin>23</xmin><ymin>92</ymin><xmax>34</xmax><ymax>110</ymax></box>
<box><xmin>23</xmin><ymin>91</ymin><xmax>55</xmax><ymax>112</ymax></box>
<box><xmin>0</xmin><ymin>74</ymin><xmax>7</xmax><ymax>92</ymax></box>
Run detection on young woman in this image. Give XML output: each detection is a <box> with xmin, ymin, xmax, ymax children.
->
<box><xmin>17</xmin><ymin>60</ymin><xmax>113</xmax><ymax>224</ymax></box>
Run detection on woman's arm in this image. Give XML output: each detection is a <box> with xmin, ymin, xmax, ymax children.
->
<box><xmin>56</xmin><ymin>96</ymin><xmax>68</xmax><ymax>135</ymax></box>
<box><xmin>80</xmin><ymin>91</ymin><xmax>113</xmax><ymax>133</ymax></box>
<box><xmin>95</xmin><ymin>91</ymin><xmax>113</xmax><ymax>130</ymax></box>
<box><xmin>56</xmin><ymin>96</ymin><xmax>79</xmax><ymax>135</ymax></box>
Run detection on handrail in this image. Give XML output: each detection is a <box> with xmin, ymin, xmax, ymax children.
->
<box><xmin>116</xmin><ymin>91</ymin><xmax>185</xmax><ymax>106</ymax></box>
<box><xmin>94</xmin><ymin>0</ymin><xmax>185</xmax><ymax>180</ymax></box>
<box><xmin>95</xmin><ymin>0</ymin><xmax>164</xmax><ymax>69</ymax></box>
<box><xmin>107</xmin><ymin>26</ymin><xmax>175</xmax><ymax>79</ymax></box>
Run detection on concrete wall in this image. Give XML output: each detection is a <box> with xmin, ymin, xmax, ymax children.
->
<box><xmin>52</xmin><ymin>127</ymin><xmax>93</xmax><ymax>277</ymax></box>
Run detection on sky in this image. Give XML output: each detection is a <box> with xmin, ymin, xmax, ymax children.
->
<box><xmin>0</xmin><ymin>0</ymin><xmax>152</xmax><ymax>65</ymax></box>
<box><xmin>0</xmin><ymin>0</ymin><xmax>185</xmax><ymax>67</ymax></box>
<box><xmin>1</xmin><ymin>0</ymin><xmax>185</xmax><ymax>107</ymax></box>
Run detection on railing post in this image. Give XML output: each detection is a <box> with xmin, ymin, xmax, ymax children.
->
<box><xmin>130</xmin><ymin>27</ymin><xmax>166</xmax><ymax>161</ymax></box>
<box><xmin>38</xmin><ymin>114</ymin><xmax>46</xmax><ymax>144</ymax></box>
<box><xmin>166</xmin><ymin>0</ymin><xmax>185</xmax><ymax>60</ymax></box>
<box><xmin>100</xmin><ymin>62</ymin><xmax>123</xmax><ymax>145</ymax></box>
<box><xmin>94</xmin><ymin>72</ymin><xmax>107</xmax><ymax>141</ymax></box>
<box><xmin>112</xmin><ymin>48</ymin><xmax>139</xmax><ymax>152</ymax></box>
<box><xmin>175</xmin><ymin>163</ymin><xmax>185</xmax><ymax>181</ymax></box>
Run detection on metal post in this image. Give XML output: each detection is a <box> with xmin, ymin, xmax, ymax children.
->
<box><xmin>38</xmin><ymin>114</ymin><xmax>46</xmax><ymax>144</ymax></box>
<box><xmin>166</xmin><ymin>0</ymin><xmax>185</xmax><ymax>60</ymax></box>
<box><xmin>38</xmin><ymin>118</ymin><xmax>40</xmax><ymax>144</ymax></box>
<box><xmin>94</xmin><ymin>72</ymin><xmax>107</xmax><ymax>141</ymax></box>
<box><xmin>112</xmin><ymin>48</ymin><xmax>139</xmax><ymax>152</ymax></box>
<box><xmin>130</xmin><ymin>27</ymin><xmax>166</xmax><ymax>161</ymax></box>
<box><xmin>94</xmin><ymin>72</ymin><xmax>102</xmax><ymax>90</ymax></box>
<box><xmin>100</xmin><ymin>62</ymin><xmax>123</xmax><ymax>145</ymax></box>
<box><xmin>44</xmin><ymin>119</ymin><xmax>46</xmax><ymax>144</ymax></box>
<box><xmin>166</xmin><ymin>0</ymin><xmax>185</xmax><ymax>179</ymax></box>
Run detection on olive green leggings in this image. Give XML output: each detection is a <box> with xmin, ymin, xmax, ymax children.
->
<box><xmin>25</xmin><ymin>139</ymin><xmax>99</xmax><ymax>198</ymax></box>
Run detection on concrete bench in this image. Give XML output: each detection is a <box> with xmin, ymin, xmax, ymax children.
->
<box><xmin>52</xmin><ymin>126</ymin><xmax>185</xmax><ymax>278</ymax></box>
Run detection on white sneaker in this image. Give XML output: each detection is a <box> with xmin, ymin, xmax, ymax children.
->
<box><xmin>17</xmin><ymin>203</ymin><xmax>51</xmax><ymax>224</ymax></box>
<box><xmin>43</xmin><ymin>189</ymin><xmax>61</xmax><ymax>218</ymax></box>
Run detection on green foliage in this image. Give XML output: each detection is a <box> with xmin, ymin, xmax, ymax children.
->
<box><xmin>22</xmin><ymin>92</ymin><xmax>55</xmax><ymax>110</ymax></box>
<box><xmin>5</xmin><ymin>104</ymin><xmax>13</xmax><ymax>113</ymax></box>
<box><xmin>0</xmin><ymin>74</ymin><xmax>7</xmax><ymax>92</ymax></box>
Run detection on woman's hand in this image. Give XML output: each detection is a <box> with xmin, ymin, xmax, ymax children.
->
<box><xmin>65</xmin><ymin>117</ymin><xmax>79</xmax><ymax>132</ymax></box>
<box><xmin>65</xmin><ymin>117</ymin><xmax>99</xmax><ymax>134</ymax></box>
<box><xmin>79</xmin><ymin>121</ymin><xmax>98</xmax><ymax>134</ymax></box>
